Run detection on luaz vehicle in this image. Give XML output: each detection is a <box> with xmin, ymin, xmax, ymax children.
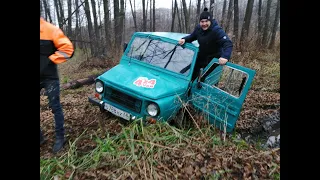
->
<box><xmin>88</xmin><ymin>32</ymin><xmax>256</xmax><ymax>132</ymax></box>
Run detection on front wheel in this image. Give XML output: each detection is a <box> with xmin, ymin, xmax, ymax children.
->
<box><xmin>173</xmin><ymin>108</ymin><xmax>193</xmax><ymax>130</ymax></box>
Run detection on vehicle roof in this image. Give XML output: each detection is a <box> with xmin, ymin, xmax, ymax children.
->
<box><xmin>135</xmin><ymin>32</ymin><xmax>199</xmax><ymax>47</ymax></box>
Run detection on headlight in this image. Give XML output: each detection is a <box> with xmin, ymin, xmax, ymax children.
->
<box><xmin>95</xmin><ymin>81</ymin><xmax>104</xmax><ymax>93</ymax></box>
<box><xmin>147</xmin><ymin>103</ymin><xmax>159</xmax><ymax>116</ymax></box>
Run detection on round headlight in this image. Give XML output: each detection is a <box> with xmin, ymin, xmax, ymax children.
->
<box><xmin>95</xmin><ymin>81</ymin><xmax>104</xmax><ymax>93</ymax></box>
<box><xmin>147</xmin><ymin>103</ymin><xmax>158</xmax><ymax>116</ymax></box>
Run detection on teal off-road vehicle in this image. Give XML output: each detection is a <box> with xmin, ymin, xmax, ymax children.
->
<box><xmin>88</xmin><ymin>32</ymin><xmax>256</xmax><ymax>132</ymax></box>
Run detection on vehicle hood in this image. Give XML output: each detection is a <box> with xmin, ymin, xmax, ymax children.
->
<box><xmin>99</xmin><ymin>63</ymin><xmax>189</xmax><ymax>100</ymax></box>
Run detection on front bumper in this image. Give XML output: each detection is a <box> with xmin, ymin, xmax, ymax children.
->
<box><xmin>88</xmin><ymin>96</ymin><xmax>140</xmax><ymax>121</ymax></box>
<box><xmin>88</xmin><ymin>96</ymin><xmax>105</xmax><ymax>111</ymax></box>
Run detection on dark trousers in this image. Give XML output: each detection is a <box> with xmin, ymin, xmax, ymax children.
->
<box><xmin>191</xmin><ymin>54</ymin><xmax>216</xmax><ymax>81</ymax></box>
<box><xmin>40</xmin><ymin>79</ymin><xmax>64</xmax><ymax>139</ymax></box>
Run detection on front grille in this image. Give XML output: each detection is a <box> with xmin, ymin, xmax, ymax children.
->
<box><xmin>104</xmin><ymin>87</ymin><xmax>142</xmax><ymax>113</ymax></box>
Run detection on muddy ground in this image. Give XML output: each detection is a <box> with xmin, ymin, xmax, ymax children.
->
<box><xmin>40</xmin><ymin>85</ymin><xmax>280</xmax><ymax>158</ymax></box>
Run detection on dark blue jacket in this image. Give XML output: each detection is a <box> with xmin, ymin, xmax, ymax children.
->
<box><xmin>182</xmin><ymin>19</ymin><xmax>233</xmax><ymax>63</ymax></box>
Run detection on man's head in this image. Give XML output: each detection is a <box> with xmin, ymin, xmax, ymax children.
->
<box><xmin>199</xmin><ymin>8</ymin><xmax>212</xmax><ymax>31</ymax></box>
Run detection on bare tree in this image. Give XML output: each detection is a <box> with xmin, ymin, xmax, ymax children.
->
<box><xmin>225</xmin><ymin>0</ymin><xmax>233</xmax><ymax>33</ymax></box>
<box><xmin>128</xmin><ymin>0</ymin><xmax>138</xmax><ymax>31</ymax></box>
<box><xmin>57</xmin><ymin>0</ymin><xmax>65</xmax><ymax>29</ymax></box>
<box><xmin>149</xmin><ymin>0</ymin><xmax>152</xmax><ymax>31</ymax></box>
<box><xmin>209</xmin><ymin>0</ymin><xmax>215</xmax><ymax>15</ymax></box>
<box><xmin>256</xmin><ymin>0</ymin><xmax>263</xmax><ymax>46</ymax></box>
<box><xmin>91</xmin><ymin>0</ymin><xmax>101</xmax><ymax>54</ymax></box>
<box><xmin>103</xmin><ymin>0</ymin><xmax>111</xmax><ymax>51</ymax></box>
<box><xmin>239</xmin><ymin>0</ymin><xmax>254</xmax><ymax>50</ymax></box>
<box><xmin>53</xmin><ymin>0</ymin><xmax>62</xmax><ymax>29</ymax></box>
<box><xmin>171</xmin><ymin>0</ymin><xmax>177</xmax><ymax>32</ymax></box>
<box><xmin>84</xmin><ymin>0</ymin><xmax>95</xmax><ymax>56</ymax></box>
<box><xmin>195</xmin><ymin>0</ymin><xmax>201</xmax><ymax>27</ymax></box>
<box><xmin>67</xmin><ymin>0</ymin><xmax>72</xmax><ymax>37</ymax></box>
<box><xmin>40</xmin><ymin>0</ymin><xmax>43</xmax><ymax>16</ymax></box>
<box><xmin>42</xmin><ymin>0</ymin><xmax>53</xmax><ymax>23</ymax></box>
<box><xmin>74</xmin><ymin>0</ymin><xmax>81</xmax><ymax>49</ymax></box>
<box><xmin>268</xmin><ymin>0</ymin><xmax>280</xmax><ymax>49</ymax></box>
<box><xmin>262</xmin><ymin>0</ymin><xmax>272</xmax><ymax>47</ymax></box>
<box><xmin>153</xmin><ymin>0</ymin><xmax>155</xmax><ymax>31</ymax></box>
<box><xmin>220</xmin><ymin>0</ymin><xmax>227</xmax><ymax>28</ymax></box>
<box><xmin>233</xmin><ymin>0</ymin><xmax>239</xmax><ymax>48</ymax></box>
<box><xmin>181</xmin><ymin>0</ymin><xmax>189</xmax><ymax>33</ymax></box>
<box><xmin>119</xmin><ymin>0</ymin><xmax>125</xmax><ymax>47</ymax></box>
<box><xmin>176</xmin><ymin>0</ymin><xmax>182</xmax><ymax>32</ymax></box>
<box><xmin>142</xmin><ymin>0</ymin><xmax>147</xmax><ymax>31</ymax></box>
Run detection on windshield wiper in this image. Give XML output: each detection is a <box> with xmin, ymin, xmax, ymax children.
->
<box><xmin>135</xmin><ymin>35</ymin><xmax>151</xmax><ymax>52</ymax></box>
<box><xmin>180</xmin><ymin>63</ymin><xmax>191</xmax><ymax>73</ymax></box>
<box><xmin>163</xmin><ymin>44</ymin><xmax>179</xmax><ymax>68</ymax></box>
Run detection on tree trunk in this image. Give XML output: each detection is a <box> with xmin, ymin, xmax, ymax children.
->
<box><xmin>176</xmin><ymin>1</ymin><xmax>182</xmax><ymax>32</ymax></box>
<box><xmin>40</xmin><ymin>0</ymin><xmax>43</xmax><ymax>17</ymax></box>
<box><xmin>142</xmin><ymin>0</ymin><xmax>147</xmax><ymax>31</ymax></box>
<box><xmin>114</xmin><ymin>0</ymin><xmax>121</xmax><ymax>51</ymax></box>
<box><xmin>195</xmin><ymin>0</ymin><xmax>201</xmax><ymax>27</ymax></box>
<box><xmin>119</xmin><ymin>0</ymin><xmax>125</xmax><ymax>48</ymax></box>
<box><xmin>153</xmin><ymin>0</ymin><xmax>155</xmax><ymax>31</ymax></box>
<box><xmin>43</xmin><ymin>0</ymin><xmax>53</xmax><ymax>23</ymax></box>
<box><xmin>239</xmin><ymin>0</ymin><xmax>254</xmax><ymax>50</ymax></box>
<box><xmin>53</xmin><ymin>0</ymin><xmax>61</xmax><ymax>28</ymax></box>
<box><xmin>67</xmin><ymin>0</ymin><xmax>72</xmax><ymax>38</ymax></box>
<box><xmin>209</xmin><ymin>0</ymin><xmax>215</xmax><ymax>16</ymax></box>
<box><xmin>84</xmin><ymin>0</ymin><xmax>95</xmax><ymax>57</ymax></box>
<box><xmin>57</xmin><ymin>0</ymin><xmax>65</xmax><ymax>29</ymax></box>
<box><xmin>220</xmin><ymin>0</ymin><xmax>227</xmax><ymax>28</ymax></box>
<box><xmin>181</xmin><ymin>0</ymin><xmax>189</xmax><ymax>33</ymax></box>
<box><xmin>171</xmin><ymin>0</ymin><xmax>177</xmax><ymax>32</ymax></box>
<box><xmin>103</xmin><ymin>0</ymin><xmax>111</xmax><ymax>51</ymax></box>
<box><xmin>225</xmin><ymin>0</ymin><xmax>233</xmax><ymax>33</ymax></box>
<box><xmin>262</xmin><ymin>0</ymin><xmax>272</xmax><ymax>47</ymax></box>
<box><xmin>74</xmin><ymin>0</ymin><xmax>82</xmax><ymax>49</ymax></box>
<box><xmin>149</xmin><ymin>0</ymin><xmax>152</xmax><ymax>31</ymax></box>
<box><xmin>128</xmin><ymin>0</ymin><xmax>137</xmax><ymax>31</ymax></box>
<box><xmin>256</xmin><ymin>0</ymin><xmax>263</xmax><ymax>46</ymax></box>
<box><xmin>233</xmin><ymin>0</ymin><xmax>239</xmax><ymax>48</ymax></box>
<box><xmin>91</xmin><ymin>0</ymin><xmax>101</xmax><ymax>56</ymax></box>
<box><xmin>268</xmin><ymin>0</ymin><xmax>280</xmax><ymax>49</ymax></box>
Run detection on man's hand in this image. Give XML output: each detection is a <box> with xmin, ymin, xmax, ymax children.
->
<box><xmin>219</xmin><ymin>57</ymin><xmax>228</xmax><ymax>65</ymax></box>
<box><xmin>178</xmin><ymin>39</ymin><xmax>185</xmax><ymax>45</ymax></box>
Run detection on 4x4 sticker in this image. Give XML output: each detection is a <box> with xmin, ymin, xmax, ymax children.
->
<box><xmin>133</xmin><ymin>77</ymin><xmax>156</xmax><ymax>88</ymax></box>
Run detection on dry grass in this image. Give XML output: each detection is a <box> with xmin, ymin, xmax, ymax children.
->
<box><xmin>58</xmin><ymin>49</ymin><xmax>121</xmax><ymax>84</ymax></box>
<box><xmin>232</xmin><ymin>49</ymin><xmax>280</xmax><ymax>92</ymax></box>
<box><xmin>41</xmin><ymin>43</ymin><xmax>280</xmax><ymax>180</ymax></box>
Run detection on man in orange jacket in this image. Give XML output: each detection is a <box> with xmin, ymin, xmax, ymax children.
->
<box><xmin>40</xmin><ymin>17</ymin><xmax>74</xmax><ymax>153</ymax></box>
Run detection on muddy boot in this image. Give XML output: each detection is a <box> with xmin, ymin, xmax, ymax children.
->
<box><xmin>40</xmin><ymin>128</ymin><xmax>46</xmax><ymax>146</ymax></box>
<box><xmin>52</xmin><ymin>137</ymin><xmax>66</xmax><ymax>153</ymax></box>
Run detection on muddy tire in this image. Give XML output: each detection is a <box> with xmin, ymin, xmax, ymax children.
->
<box><xmin>173</xmin><ymin>108</ymin><xmax>193</xmax><ymax>129</ymax></box>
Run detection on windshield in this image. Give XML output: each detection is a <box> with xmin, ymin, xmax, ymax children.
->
<box><xmin>126</xmin><ymin>36</ymin><xmax>195</xmax><ymax>76</ymax></box>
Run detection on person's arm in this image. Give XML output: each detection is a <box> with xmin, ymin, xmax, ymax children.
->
<box><xmin>215</xmin><ymin>28</ymin><xmax>233</xmax><ymax>60</ymax></box>
<box><xmin>49</xmin><ymin>28</ymin><xmax>74</xmax><ymax>64</ymax></box>
<box><xmin>182</xmin><ymin>25</ymin><xmax>199</xmax><ymax>43</ymax></box>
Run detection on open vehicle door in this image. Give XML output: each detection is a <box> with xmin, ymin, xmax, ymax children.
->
<box><xmin>191</xmin><ymin>58</ymin><xmax>256</xmax><ymax>132</ymax></box>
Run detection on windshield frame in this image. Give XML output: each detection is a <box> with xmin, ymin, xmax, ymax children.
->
<box><xmin>122</xmin><ymin>33</ymin><xmax>199</xmax><ymax>81</ymax></box>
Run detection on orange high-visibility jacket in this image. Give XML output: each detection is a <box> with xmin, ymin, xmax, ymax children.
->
<box><xmin>40</xmin><ymin>17</ymin><xmax>74</xmax><ymax>79</ymax></box>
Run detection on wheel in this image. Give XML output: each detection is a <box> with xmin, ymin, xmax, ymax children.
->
<box><xmin>173</xmin><ymin>108</ymin><xmax>193</xmax><ymax>129</ymax></box>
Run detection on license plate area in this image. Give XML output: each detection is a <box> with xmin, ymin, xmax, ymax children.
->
<box><xmin>104</xmin><ymin>103</ymin><xmax>130</xmax><ymax>121</ymax></box>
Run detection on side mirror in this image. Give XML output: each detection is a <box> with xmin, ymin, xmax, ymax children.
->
<box><xmin>123</xmin><ymin>42</ymin><xmax>128</xmax><ymax>53</ymax></box>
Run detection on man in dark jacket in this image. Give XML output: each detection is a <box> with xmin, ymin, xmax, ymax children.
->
<box><xmin>40</xmin><ymin>17</ymin><xmax>74</xmax><ymax>153</ymax></box>
<box><xmin>178</xmin><ymin>8</ymin><xmax>233</xmax><ymax>81</ymax></box>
